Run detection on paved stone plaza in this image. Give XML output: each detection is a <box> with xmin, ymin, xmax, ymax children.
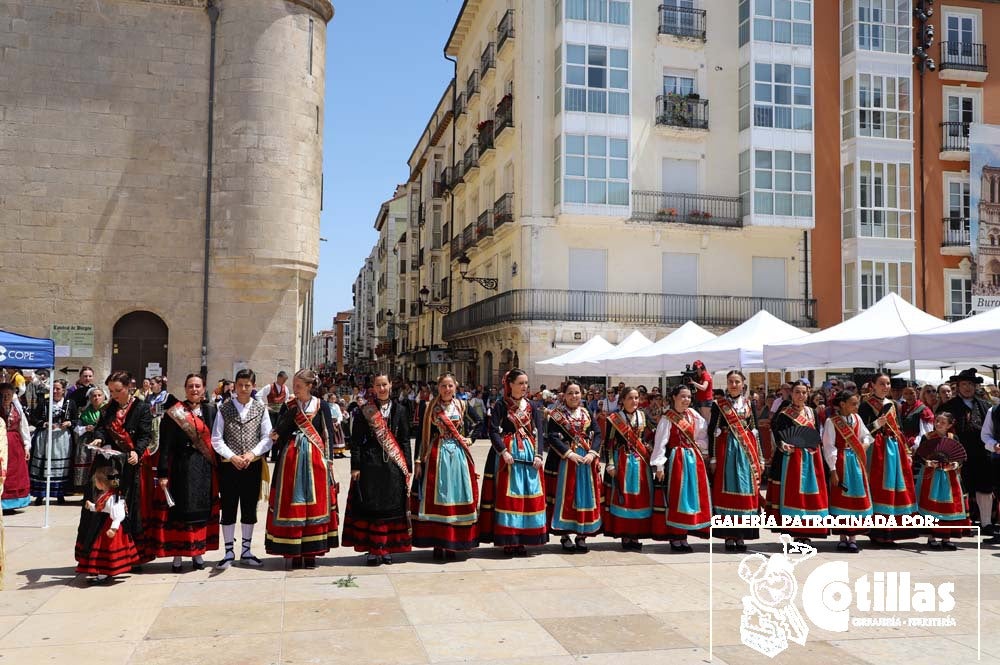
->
<box><xmin>2</xmin><ymin>444</ymin><xmax>998</xmax><ymax>665</ymax></box>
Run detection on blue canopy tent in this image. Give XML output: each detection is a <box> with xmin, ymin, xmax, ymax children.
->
<box><xmin>0</xmin><ymin>330</ymin><xmax>57</xmax><ymax>527</ymax></box>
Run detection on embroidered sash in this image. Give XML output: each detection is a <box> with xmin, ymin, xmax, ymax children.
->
<box><xmin>166</xmin><ymin>402</ymin><xmax>215</xmax><ymax>465</ymax></box>
<box><xmin>832</xmin><ymin>416</ymin><xmax>867</xmax><ymax>463</ymax></box>
<box><xmin>781</xmin><ymin>405</ymin><xmax>815</xmax><ymax>428</ymax></box>
<box><xmin>504</xmin><ymin>400</ymin><xmax>536</xmax><ymax>454</ymax></box>
<box><xmin>866</xmin><ymin>397</ymin><xmax>905</xmax><ymax>447</ymax></box>
<box><xmin>362</xmin><ymin>402</ymin><xmax>411</xmax><ymax>488</ymax></box>
<box><xmin>549</xmin><ymin>408</ymin><xmax>592</xmax><ymax>453</ymax></box>
<box><xmin>608</xmin><ymin>411</ymin><xmax>649</xmax><ymax>460</ymax></box>
<box><xmin>291</xmin><ymin>401</ymin><xmax>327</xmax><ymax>458</ymax></box>
<box><xmin>429</xmin><ymin>402</ymin><xmax>474</xmax><ymax>462</ymax></box>
<box><xmin>664</xmin><ymin>409</ymin><xmax>706</xmax><ymax>464</ymax></box>
<box><xmin>108</xmin><ymin>400</ymin><xmax>136</xmax><ymax>451</ymax></box>
<box><xmin>716</xmin><ymin>396</ymin><xmax>760</xmax><ymax>485</ymax></box>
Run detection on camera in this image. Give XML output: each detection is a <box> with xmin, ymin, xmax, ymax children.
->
<box><xmin>680</xmin><ymin>364</ymin><xmax>699</xmax><ymax>386</ymax></box>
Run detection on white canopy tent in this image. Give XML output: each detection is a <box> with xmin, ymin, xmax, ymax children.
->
<box><xmin>534</xmin><ymin>334</ymin><xmax>615</xmax><ymax>369</ymax></box>
<box><xmin>557</xmin><ymin>330</ymin><xmax>656</xmax><ymax>376</ymax></box>
<box><xmin>909</xmin><ymin>305</ymin><xmax>1000</xmax><ymax>364</ymax></box>
<box><xmin>629</xmin><ymin>310</ymin><xmax>808</xmax><ymax>371</ymax></box>
<box><xmin>601</xmin><ymin>321</ymin><xmax>717</xmax><ymax>376</ymax></box>
<box><xmin>894</xmin><ymin>369</ymin><xmax>996</xmax><ymax>386</ymax></box>
<box><xmin>762</xmin><ymin>293</ymin><xmax>947</xmax><ymax>369</ymax></box>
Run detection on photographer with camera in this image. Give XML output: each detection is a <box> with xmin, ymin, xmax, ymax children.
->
<box><xmin>685</xmin><ymin>360</ymin><xmax>714</xmax><ymax>421</ymax></box>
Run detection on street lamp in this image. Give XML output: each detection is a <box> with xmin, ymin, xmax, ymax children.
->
<box><xmin>456</xmin><ymin>252</ymin><xmax>498</xmax><ymax>290</ymax></box>
<box><xmin>384</xmin><ymin>310</ymin><xmax>409</xmax><ymax>332</ymax></box>
<box><xmin>419</xmin><ymin>286</ymin><xmax>451</xmax><ymax>314</ymax></box>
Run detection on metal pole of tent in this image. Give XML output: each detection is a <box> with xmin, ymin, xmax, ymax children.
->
<box><xmin>44</xmin><ymin>369</ymin><xmax>53</xmax><ymax>528</ymax></box>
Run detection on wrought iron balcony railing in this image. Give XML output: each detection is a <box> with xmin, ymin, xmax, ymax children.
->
<box><xmin>494</xmin><ymin>193</ymin><xmax>513</xmax><ymax>230</ymax></box>
<box><xmin>941</xmin><ymin>121</ymin><xmax>970</xmax><ymax>153</ymax></box>
<box><xmin>477</xmin><ymin>120</ymin><xmax>494</xmax><ymax>156</ymax></box>
<box><xmin>941</xmin><ymin>218</ymin><xmax>971</xmax><ymax>247</ymax></box>
<box><xmin>442</xmin><ymin>289</ymin><xmax>816</xmax><ymax>339</ymax></box>
<box><xmin>631</xmin><ymin>191</ymin><xmax>742</xmax><ymax>227</ymax></box>
<box><xmin>476</xmin><ymin>209</ymin><xmax>493</xmax><ymax>240</ymax></box>
<box><xmin>940</xmin><ymin>42</ymin><xmax>987</xmax><ymax>72</ymax></box>
<box><xmin>658</xmin><ymin>4</ymin><xmax>707</xmax><ymax>40</ymax></box>
<box><xmin>481</xmin><ymin>42</ymin><xmax>495</xmax><ymax>75</ymax></box>
<box><xmin>497</xmin><ymin>9</ymin><xmax>514</xmax><ymax>53</ymax></box>
<box><xmin>494</xmin><ymin>94</ymin><xmax>513</xmax><ymax>137</ymax></box>
<box><xmin>466</xmin><ymin>69</ymin><xmax>479</xmax><ymax>99</ymax></box>
<box><xmin>463</xmin><ymin>143</ymin><xmax>478</xmax><ymax>173</ymax></box>
<box><xmin>656</xmin><ymin>95</ymin><xmax>709</xmax><ymax>129</ymax></box>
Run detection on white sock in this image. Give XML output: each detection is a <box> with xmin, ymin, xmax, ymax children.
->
<box><xmin>96</xmin><ymin>574</ymin><xmax>107</xmax><ymax>580</ymax></box>
<box><xmin>241</xmin><ymin>523</ymin><xmax>254</xmax><ymax>554</ymax></box>
<box><xmin>222</xmin><ymin>523</ymin><xmax>236</xmax><ymax>556</ymax></box>
<box><xmin>172</xmin><ymin>556</ymin><xmax>182</xmax><ymax>566</ymax></box>
<box><xmin>193</xmin><ymin>555</ymin><xmax>204</xmax><ymax>564</ymax></box>
<box><xmin>976</xmin><ymin>492</ymin><xmax>994</xmax><ymax>526</ymax></box>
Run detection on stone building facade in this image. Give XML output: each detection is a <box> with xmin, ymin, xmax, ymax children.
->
<box><xmin>0</xmin><ymin>0</ymin><xmax>333</xmax><ymax>383</ymax></box>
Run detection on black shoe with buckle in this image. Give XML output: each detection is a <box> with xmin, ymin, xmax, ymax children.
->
<box><xmin>560</xmin><ymin>535</ymin><xmax>575</xmax><ymax>552</ymax></box>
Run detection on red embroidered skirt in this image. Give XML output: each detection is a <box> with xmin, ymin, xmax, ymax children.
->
<box><xmin>265</xmin><ymin>437</ymin><xmax>339</xmax><ymax>558</ymax></box>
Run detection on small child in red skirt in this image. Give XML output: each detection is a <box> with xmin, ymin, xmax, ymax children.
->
<box><xmin>75</xmin><ymin>466</ymin><xmax>139</xmax><ymax>585</ymax></box>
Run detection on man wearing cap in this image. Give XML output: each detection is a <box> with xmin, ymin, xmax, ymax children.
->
<box><xmin>941</xmin><ymin>369</ymin><xmax>995</xmax><ymax>536</ymax></box>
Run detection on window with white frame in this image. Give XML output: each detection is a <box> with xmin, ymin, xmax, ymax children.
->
<box><xmin>564</xmin><ymin>44</ymin><xmax>629</xmax><ymax>115</ymax></box>
<box><xmin>948</xmin><ymin>275</ymin><xmax>972</xmax><ymax>319</ymax></box>
<box><xmin>664</xmin><ymin>73</ymin><xmax>696</xmax><ymax>96</ymax></box>
<box><xmin>738</xmin><ymin>64</ymin><xmax>751</xmax><ymax>130</ymax></box>
<box><xmin>842</xmin><ymin>163</ymin><xmax>855</xmax><ymax>239</ymax></box>
<box><xmin>738</xmin><ymin>0</ymin><xmax>812</xmax><ymax>47</ymax></box>
<box><xmin>753</xmin><ymin>62</ymin><xmax>812</xmax><ymax>130</ymax></box>
<box><xmin>565</xmin><ymin>0</ymin><xmax>630</xmax><ymax>24</ymax></box>
<box><xmin>859</xmin><ymin>259</ymin><xmax>913</xmax><ymax>309</ymax></box>
<box><xmin>844</xmin><ymin>262</ymin><xmax>857</xmax><ymax>317</ymax></box>
<box><xmin>753</xmin><ymin>149</ymin><xmax>813</xmax><ymax>216</ymax></box>
<box><xmin>562</xmin><ymin>134</ymin><xmax>629</xmax><ymax>205</ymax></box>
<box><xmin>944</xmin><ymin>12</ymin><xmax>978</xmax><ymax>59</ymax></box>
<box><xmin>848</xmin><ymin>73</ymin><xmax>911</xmax><ymax>140</ymax></box>
<box><xmin>739</xmin><ymin>150</ymin><xmax>751</xmax><ymax>214</ymax></box>
<box><xmin>853</xmin><ymin>0</ymin><xmax>911</xmax><ymax>54</ymax></box>
<box><xmin>858</xmin><ymin>160</ymin><xmax>912</xmax><ymax>239</ymax></box>
<box><xmin>945</xmin><ymin>177</ymin><xmax>970</xmax><ymax>229</ymax></box>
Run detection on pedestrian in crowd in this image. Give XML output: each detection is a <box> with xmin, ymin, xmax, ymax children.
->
<box><xmin>325</xmin><ymin>392</ymin><xmax>347</xmax><ymax>455</ymax></box>
<box><xmin>72</xmin><ymin>387</ymin><xmax>106</xmax><ymax>491</ymax></box>
<box><xmin>147</xmin><ymin>376</ymin><xmax>169</xmax><ymax>415</ymax></box>
<box><xmin>211</xmin><ymin>368</ymin><xmax>272</xmax><ymax>569</ymax></box>
<box><xmin>24</xmin><ymin>369</ymin><xmax>49</xmax><ymax>412</ymax></box>
<box><xmin>938</xmin><ymin>383</ymin><xmax>954</xmax><ymax>406</ymax></box>
<box><xmin>257</xmin><ymin>371</ymin><xmax>290</xmax><ymax>461</ymax></box>
<box><xmin>343</xmin><ymin>373</ymin><xmax>411</xmax><ymax>565</ymax></box>
<box><xmin>411</xmin><ymin>373</ymin><xmax>479</xmax><ymax>560</ymax></box>
<box><xmin>707</xmin><ymin>370</ymin><xmax>763</xmax><ymax>553</ymax></box>
<box><xmin>265</xmin><ymin>369</ymin><xmax>339</xmax><ymax>569</ymax></box>
<box><xmin>822</xmin><ymin>390</ymin><xmax>874</xmax><ymax>554</ymax></box>
<box><xmin>28</xmin><ymin>378</ymin><xmax>76</xmax><ymax>504</ymax></box>
<box><xmin>767</xmin><ymin>380</ymin><xmax>828</xmax><ymax>544</ymax></box>
<box><xmin>688</xmin><ymin>360</ymin><xmax>714</xmax><ymax>422</ymax></box>
<box><xmin>0</xmin><ymin>383</ymin><xmax>30</xmax><ymax>511</ymax></box>
<box><xmin>858</xmin><ymin>373</ymin><xmax>917</xmax><ymax>547</ymax></box>
<box><xmin>920</xmin><ymin>384</ymin><xmax>941</xmax><ymax>414</ymax></box>
<box><xmin>941</xmin><ymin>369</ymin><xmax>995</xmax><ymax>536</ymax></box>
<box><xmin>545</xmin><ymin>380</ymin><xmax>602</xmax><ymax>552</ymax></box>
<box><xmin>916</xmin><ymin>411</ymin><xmax>970</xmax><ymax>550</ymax></box>
<box><xmin>140</xmin><ymin>378</ymin><xmax>153</xmax><ymax>401</ymax></box>
<box><xmin>154</xmin><ymin>374</ymin><xmax>219</xmax><ymax>572</ymax></box>
<box><xmin>810</xmin><ymin>391</ymin><xmax>828</xmax><ymax>430</ymax></box>
<box><xmin>602</xmin><ymin>386</ymin><xmax>653</xmax><ymax>550</ymax></box>
<box><xmin>67</xmin><ymin>366</ymin><xmax>96</xmax><ymax>411</ymax></box>
<box><xmin>0</xmin><ymin>413</ymin><xmax>7</xmax><ymax>587</ymax></box>
<box><xmin>479</xmin><ymin>369</ymin><xmax>548</xmax><ymax>556</ymax></box>
<box><xmin>900</xmin><ymin>385</ymin><xmax>935</xmax><ymax>450</ymax></box>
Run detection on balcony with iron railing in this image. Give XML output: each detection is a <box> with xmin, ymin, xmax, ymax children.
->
<box><xmin>941</xmin><ymin>218</ymin><xmax>971</xmax><ymax>250</ymax></box>
<box><xmin>451</xmin><ymin>160</ymin><xmax>466</xmax><ymax>192</ymax></box>
<box><xmin>450</xmin><ymin>235</ymin><xmax>462</xmax><ymax>258</ymax></box>
<box><xmin>939</xmin><ymin>42</ymin><xmax>988</xmax><ymax>82</ymax></box>
<box><xmin>631</xmin><ymin>191</ymin><xmax>742</xmax><ymax>227</ymax></box>
<box><xmin>476</xmin><ymin>209</ymin><xmax>493</xmax><ymax>241</ymax></box>
<box><xmin>462</xmin><ymin>223</ymin><xmax>476</xmax><ymax>252</ymax></box>
<box><xmin>658</xmin><ymin>4</ymin><xmax>707</xmax><ymax>40</ymax></box>
<box><xmin>410</xmin><ymin>302</ymin><xmax>419</xmax><ymax>317</ymax></box>
<box><xmin>442</xmin><ymin>289</ymin><xmax>816</xmax><ymax>340</ymax></box>
<box><xmin>454</xmin><ymin>92</ymin><xmax>467</xmax><ymax>117</ymax></box>
<box><xmin>433</xmin><ymin>177</ymin><xmax>447</xmax><ymax>199</ymax></box>
<box><xmin>466</xmin><ymin>69</ymin><xmax>479</xmax><ymax>99</ymax></box>
<box><xmin>657</xmin><ymin>95</ymin><xmax>709</xmax><ymax>130</ymax></box>
<box><xmin>497</xmin><ymin>9</ymin><xmax>514</xmax><ymax>54</ymax></box>
<box><xmin>418</xmin><ymin>248</ymin><xmax>425</xmax><ymax>267</ymax></box>
<box><xmin>494</xmin><ymin>94</ymin><xmax>514</xmax><ymax>140</ymax></box>
<box><xmin>477</xmin><ymin>119</ymin><xmax>495</xmax><ymax>159</ymax></box>
<box><xmin>441</xmin><ymin>167</ymin><xmax>454</xmax><ymax>192</ymax></box>
<box><xmin>432</xmin><ymin>228</ymin><xmax>443</xmax><ymax>250</ymax></box>
<box><xmin>463</xmin><ymin>143</ymin><xmax>479</xmax><ymax>175</ymax></box>
<box><xmin>410</xmin><ymin>257</ymin><xmax>418</xmax><ymax>271</ymax></box>
<box><xmin>940</xmin><ymin>121</ymin><xmax>970</xmax><ymax>158</ymax></box>
<box><xmin>481</xmin><ymin>42</ymin><xmax>496</xmax><ymax>78</ymax></box>
<box><xmin>494</xmin><ymin>192</ymin><xmax>513</xmax><ymax>230</ymax></box>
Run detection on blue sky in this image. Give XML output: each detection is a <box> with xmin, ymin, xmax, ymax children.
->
<box><xmin>316</xmin><ymin>0</ymin><xmax>464</xmax><ymax>330</ymax></box>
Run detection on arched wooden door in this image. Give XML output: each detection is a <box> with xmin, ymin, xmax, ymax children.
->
<box><xmin>481</xmin><ymin>351</ymin><xmax>494</xmax><ymax>389</ymax></box>
<box><xmin>113</xmin><ymin>311</ymin><xmax>168</xmax><ymax>381</ymax></box>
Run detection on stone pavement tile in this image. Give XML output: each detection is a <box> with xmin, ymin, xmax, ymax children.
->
<box><xmin>400</xmin><ymin>591</ymin><xmax>530</xmax><ymax>625</ymax></box>
<box><xmin>176</xmin><ymin>557</ymin><xmax>286</xmax><ymax>581</ymax></box>
<box><xmin>487</xmin><ymin>566</ymin><xmax>609</xmax><ymax>591</ymax></box>
<box><xmin>391</xmin><ymin>571</ymin><xmax>505</xmax><ymax>596</ymax></box>
<box><xmin>830</xmin><ymin>634</ymin><xmax>981</xmax><ymax>665</ymax></box>
<box><xmin>711</xmin><ymin>640</ymin><xmax>857</xmax><ymax>665</ymax></box>
<box><xmin>573</xmin><ymin>647</ymin><xmax>728</xmax><ymax>664</ymax></box>
<box><xmin>0</xmin><ymin>615</ymin><xmax>27</xmax><ymax>640</ymax></box>
<box><xmin>538</xmin><ymin>614</ymin><xmax>695</xmax><ymax>655</ymax></box>
<box><xmin>284</xmin><ymin>572</ymin><xmax>395</xmax><ymax>601</ymax></box>
<box><xmin>475</xmin><ymin>550</ymin><xmax>573</xmax><ymax>570</ymax></box>
<box><xmin>416</xmin><ymin>620</ymin><xmax>569</xmax><ymax>662</ymax></box>
<box><xmin>509</xmin><ymin>587</ymin><xmax>644</xmax><ymax>619</ymax></box>
<box><xmin>282</xmin><ymin>597</ymin><xmax>409</xmax><ymax>632</ymax></box>
<box><xmin>364</xmin><ymin>553</ymin><xmax>484</xmax><ymax>573</ymax></box>
<box><xmin>556</xmin><ymin>547</ymin><xmax>658</xmax><ymax>568</ymax></box>
<box><xmin>0</xmin><ymin>607</ymin><xmax>159</xmax><ymax>648</ymax></box>
<box><xmin>145</xmin><ymin>602</ymin><xmax>279</xmax><ymax>639</ymax></box>
<box><xmin>617</xmin><ymin>583</ymin><xmax>742</xmax><ymax>613</ymax></box>
<box><xmin>576</xmin><ymin>563</ymin><xmax>700</xmax><ymax>588</ymax></box>
<box><xmin>286</xmin><ymin>558</ymin><xmax>409</xmax><ymax>577</ymax></box>
<box><xmin>36</xmin><ymin>580</ymin><xmax>176</xmax><ymax>613</ymax></box>
<box><xmin>0</xmin><ymin>585</ymin><xmax>62</xmax><ymax>616</ymax></box>
<box><xmin>454</xmin><ymin>658</ymin><xmax>575</xmax><ymax>665</ymax></box>
<box><xmin>654</xmin><ymin>609</ymin><xmax>745</xmax><ymax>648</ymax></box>
<box><xmin>281</xmin><ymin>625</ymin><xmax>427</xmax><ymax>665</ymax></box>
<box><xmin>164</xmin><ymin>577</ymin><xmax>284</xmax><ymax>607</ymax></box>
<box><xmin>129</xmin><ymin>633</ymin><xmax>281</xmax><ymax>665</ymax></box>
<box><xmin>0</xmin><ymin>642</ymin><xmax>135</xmax><ymax>665</ymax></box>
<box><xmin>944</xmin><ymin>631</ymin><xmax>1000</xmax><ymax>660</ymax></box>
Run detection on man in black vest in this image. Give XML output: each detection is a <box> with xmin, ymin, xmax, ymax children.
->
<box><xmin>941</xmin><ymin>368</ymin><xmax>994</xmax><ymax>536</ymax></box>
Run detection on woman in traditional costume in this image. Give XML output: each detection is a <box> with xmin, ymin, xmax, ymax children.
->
<box><xmin>602</xmin><ymin>387</ymin><xmax>653</xmax><ymax>550</ymax></box>
<box><xmin>265</xmin><ymin>369</ymin><xmax>339</xmax><ymax>569</ymax></box>
<box><xmin>73</xmin><ymin>388</ymin><xmax>106</xmax><ymax>492</ymax></box>
<box><xmin>28</xmin><ymin>379</ymin><xmax>76</xmax><ymax>504</ymax></box>
<box><xmin>767</xmin><ymin>380</ymin><xmax>828</xmax><ymax>543</ymax></box>
<box><xmin>900</xmin><ymin>386</ymin><xmax>935</xmax><ymax>451</ymax></box>
<box><xmin>344</xmin><ymin>373</ymin><xmax>412</xmax><ymax>566</ymax></box>
<box><xmin>89</xmin><ymin>371</ymin><xmax>154</xmax><ymax>561</ymax></box>
<box><xmin>74</xmin><ymin>466</ymin><xmax>139</xmax><ymax>584</ymax></box>
<box><xmin>411</xmin><ymin>373</ymin><xmax>479</xmax><ymax>560</ymax></box>
<box><xmin>479</xmin><ymin>369</ymin><xmax>547</xmax><ymax>555</ymax></box>
<box><xmin>707</xmin><ymin>371</ymin><xmax>763</xmax><ymax>552</ymax></box>
<box><xmin>545</xmin><ymin>380</ymin><xmax>602</xmax><ymax>552</ymax></box>
<box><xmin>822</xmin><ymin>390</ymin><xmax>874</xmax><ymax>553</ymax></box>
<box><xmin>652</xmin><ymin>385</ymin><xmax>712</xmax><ymax>553</ymax></box>
<box><xmin>859</xmin><ymin>373</ymin><xmax>917</xmax><ymax>546</ymax></box>
<box><xmin>0</xmin><ymin>414</ymin><xmax>7</xmax><ymax>588</ymax></box>
<box><xmin>914</xmin><ymin>411</ymin><xmax>970</xmax><ymax>550</ymax></box>
<box><xmin>153</xmin><ymin>374</ymin><xmax>219</xmax><ymax>572</ymax></box>
<box><xmin>0</xmin><ymin>383</ymin><xmax>30</xmax><ymax>511</ymax></box>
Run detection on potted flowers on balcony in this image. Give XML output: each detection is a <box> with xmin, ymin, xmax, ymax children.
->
<box><xmin>477</xmin><ymin>119</ymin><xmax>493</xmax><ymax>132</ymax></box>
<box><xmin>689</xmin><ymin>210</ymin><xmax>713</xmax><ymax>220</ymax></box>
<box><xmin>656</xmin><ymin>207</ymin><xmax>678</xmax><ymax>221</ymax></box>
